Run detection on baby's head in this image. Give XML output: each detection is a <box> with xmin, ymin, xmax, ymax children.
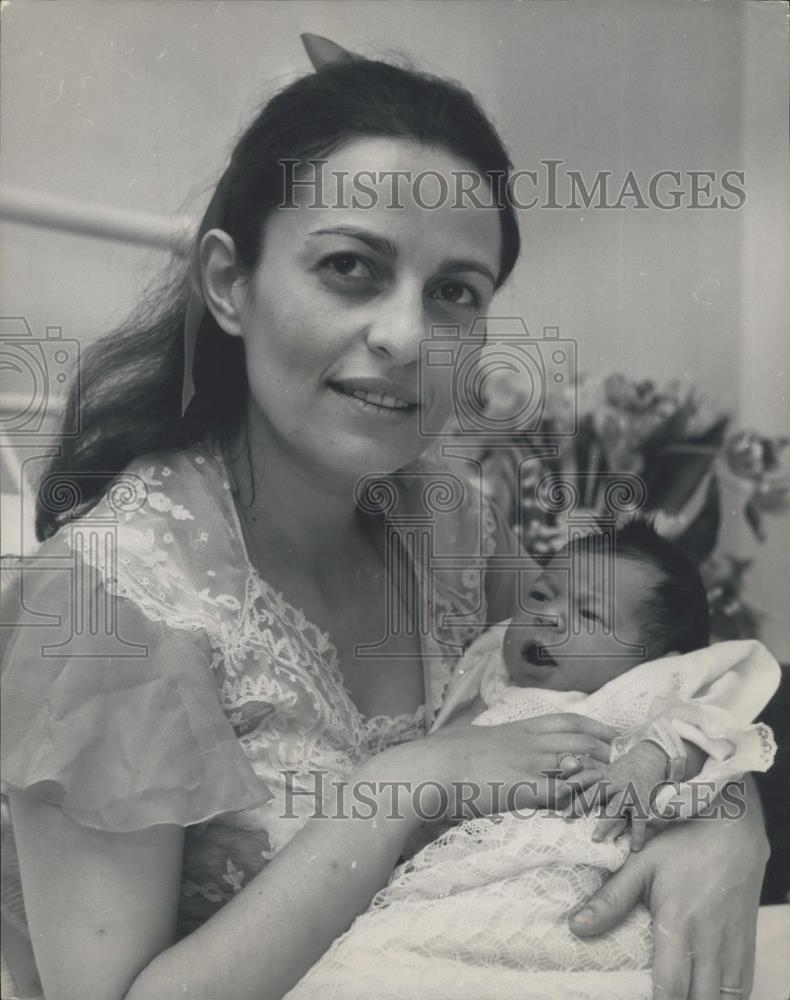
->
<box><xmin>502</xmin><ymin>519</ymin><xmax>710</xmax><ymax>693</ymax></box>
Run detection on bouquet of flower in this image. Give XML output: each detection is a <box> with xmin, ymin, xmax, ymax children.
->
<box><xmin>475</xmin><ymin>371</ymin><xmax>789</xmax><ymax>640</ymax></box>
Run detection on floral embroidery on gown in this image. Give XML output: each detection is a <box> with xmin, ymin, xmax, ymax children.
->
<box><xmin>0</xmin><ymin>443</ymin><xmax>508</xmax><ymax>994</ymax></box>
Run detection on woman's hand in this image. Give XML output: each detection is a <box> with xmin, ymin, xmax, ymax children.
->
<box><xmin>377</xmin><ymin>713</ymin><xmax>617</xmax><ymax>820</ymax></box>
<box><xmin>569</xmin><ymin>779</ymin><xmax>769</xmax><ymax>999</ymax></box>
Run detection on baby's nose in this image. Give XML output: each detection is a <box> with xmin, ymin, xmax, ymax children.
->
<box><xmin>519</xmin><ymin>602</ymin><xmax>562</xmax><ymax>629</ymax></box>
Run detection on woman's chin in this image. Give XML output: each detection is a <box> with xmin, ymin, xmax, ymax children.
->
<box><xmin>346</xmin><ymin>443</ymin><xmax>426</xmax><ymax>482</ymax></box>
<box><xmin>306</xmin><ymin>433</ymin><xmax>427</xmax><ymax>487</ymax></box>
<box><xmin>247</xmin><ymin>397</ymin><xmax>428</xmax><ymax>484</ymax></box>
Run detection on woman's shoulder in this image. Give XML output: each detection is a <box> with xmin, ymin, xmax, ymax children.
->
<box><xmin>113</xmin><ymin>441</ymin><xmax>232</xmax><ymax>523</ymax></box>
<box><xmin>34</xmin><ymin>443</ymin><xmax>234</xmax><ymax>558</ymax></box>
<box><xmin>44</xmin><ymin>442</ymin><xmax>251</xmax><ymax>636</ymax></box>
<box><xmin>0</xmin><ymin>443</ymin><xmax>271</xmax><ymax>832</ymax></box>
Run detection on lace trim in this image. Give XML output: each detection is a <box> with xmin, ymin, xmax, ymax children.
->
<box><xmin>755</xmin><ymin>722</ymin><xmax>778</xmax><ymax>770</ymax></box>
<box><xmin>364</xmin><ymin>705</ymin><xmax>426</xmax><ymax>752</ymax></box>
<box><xmin>65</xmin><ymin>446</ymin><xmax>497</xmax><ymax>750</ymax></box>
<box><xmin>213</xmin><ymin>446</ymin><xmax>499</xmax><ymax>725</ymax></box>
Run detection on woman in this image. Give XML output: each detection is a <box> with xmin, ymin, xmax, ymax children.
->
<box><xmin>1</xmin><ymin>40</ymin><xmax>768</xmax><ymax>1000</ymax></box>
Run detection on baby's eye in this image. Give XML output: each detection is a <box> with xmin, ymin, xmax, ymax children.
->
<box><xmin>580</xmin><ymin>609</ymin><xmax>603</xmax><ymax>623</ymax></box>
<box><xmin>529</xmin><ymin>589</ymin><xmax>549</xmax><ymax>603</ymax></box>
<box><xmin>432</xmin><ymin>280</ymin><xmax>479</xmax><ymax>309</ymax></box>
<box><xmin>322</xmin><ymin>252</ymin><xmax>374</xmax><ymax>279</ymax></box>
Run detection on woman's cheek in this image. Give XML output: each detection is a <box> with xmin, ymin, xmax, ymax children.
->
<box><xmin>418</xmin><ymin>366</ymin><xmax>456</xmax><ymax>434</ymax></box>
<box><xmin>427</xmin><ymin>392</ymin><xmax>454</xmax><ymax>436</ymax></box>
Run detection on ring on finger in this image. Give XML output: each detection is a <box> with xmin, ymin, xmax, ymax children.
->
<box><xmin>557</xmin><ymin>752</ymin><xmax>584</xmax><ymax>772</ymax></box>
<box><xmin>719</xmin><ymin>987</ymin><xmax>743</xmax><ymax>995</ymax></box>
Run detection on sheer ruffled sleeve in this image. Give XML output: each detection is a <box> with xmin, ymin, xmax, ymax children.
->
<box><xmin>1</xmin><ymin>543</ymin><xmax>272</xmax><ymax>833</ymax></box>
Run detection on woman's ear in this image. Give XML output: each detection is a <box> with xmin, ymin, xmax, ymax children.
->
<box><xmin>198</xmin><ymin>228</ymin><xmax>246</xmax><ymax>339</ymax></box>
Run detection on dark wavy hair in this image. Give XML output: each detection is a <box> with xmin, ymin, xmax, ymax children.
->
<box><xmin>569</xmin><ymin>518</ymin><xmax>710</xmax><ymax>657</ymax></box>
<box><xmin>36</xmin><ymin>55</ymin><xmax>521</xmax><ymax>541</ymax></box>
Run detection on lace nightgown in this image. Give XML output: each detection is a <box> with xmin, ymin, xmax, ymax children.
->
<box><xmin>0</xmin><ymin>443</ymin><xmax>512</xmax><ymax>996</ymax></box>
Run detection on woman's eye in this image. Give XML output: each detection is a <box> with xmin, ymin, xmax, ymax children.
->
<box><xmin>529</xmin><ymin>589</ymin><xmax>549</xmax><ymax>603</ymax></box>
<box><xmin>432</xmin><ymin>280</ymin><xmax>479</xmax><ymax>308</ymax></box>
<box><xmin>322</xmin><ymin>253</ymin><xmax>373</xmax><ymax>279</ymax></box>
<box><xmin>580</xmin><ymin>609</ymin><xmax>603</xmax><ymax>623</ymax></box>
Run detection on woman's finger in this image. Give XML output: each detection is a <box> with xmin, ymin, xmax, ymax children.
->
<box><xmin>534</xmin><ymin>751</ymin><xmax>581</xmax><ymax>778</ymax></box>
<box><xmin>520</xmin><ymin>714</ymin><xmax>618</xmax><ymax>742</ymax></box>
<box><xmin>504</xmin><ymin>773</ymin><xmax>573</xmax><ymax>812</ymax></box>
<box><xmin>686</xmin><ymin>917</ymin><xmax>727</xmax><ymax>1000</ymax></box>
<box><xmin>652</xmin><ymin>918</ymin><xmax>693</xmax><ymax>1000</ymax></box>
<box><xmin>568</xmin><ymin>852</ymin><xmax>648</xmax><ymax>937</ymax></box>
<box><xmin>688</xmin><ymin>960</ymin><xmax>723</xmax><ymax>1000</ymax></box>
<box><xmin>715</xmin><ymin>910</ymin><xmax>755</xmax><ymax>1000</ymax></box>
<box><xmin>532</xmin><ymin>733</ymin><xmax>613</xmax><ymax>764</ymax></box>
<box><xmin>556</xmin><ymin>754</ymin><xmax>608</xmax><ymax>780</ymax></box>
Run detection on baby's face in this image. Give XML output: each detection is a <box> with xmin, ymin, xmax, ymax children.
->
<box><xmin>502</xmin><ymin>550</ymin><xmax>661</xmax><ymax>693</ymax></box>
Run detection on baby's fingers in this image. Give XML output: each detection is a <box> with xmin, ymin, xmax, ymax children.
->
<box><xmin>592</xmin><ymin>814</ymin><xmax>626</xmax><ymax>843</ymax></box>
<box><xmin>592</xmin><ymin>787</ymin><xmax>630</xmax><ymax>841</ymax></box>
<box><xmin>565</xmin><ymin>765</ymin><xmax>605</xmax><ymax>791</ymax></box>
<box><xmin>564</xmin><ymin>770</ymin><xmax>611</xmax><ymax>822</ymax></box>
<box><xmin>629</xmin><ymin>817</ymin><xmax>648</xmax><ymax>852</ymax></box>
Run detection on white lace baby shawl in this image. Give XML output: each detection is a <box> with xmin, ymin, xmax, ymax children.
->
<box><xmin>286</xmin><ymin>638</ymin><xmax>779</xmax><ymax>1000</ymax></box>
<box><xmin>436</xmin><ymin>629</ymin><xmax>780</xmax><ymax>816</ymax></box>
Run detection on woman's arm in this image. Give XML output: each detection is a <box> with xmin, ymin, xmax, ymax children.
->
<box><xmin>12</xmin><ymin>712</ymin><xmax>616</xmax><ymax>1000</ymax></box>
<box><xmin>10</xmin><ymin>772</ymin><xmax>422</xmax><ymax>1000</ymax></box>
<box><xmin>570</xmin><ymin>775</ymin><xmax>769</xmax><ymax>1000</ymax></box>
<box><xmin>9</xmin><ymin>793</ymin><xmax>185</xmax><ymax>999</ymax></box>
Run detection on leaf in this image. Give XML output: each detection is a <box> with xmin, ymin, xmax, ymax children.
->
<box><xmin>673</xmin><ymin>477</ymin><xmax>721</xmax><ymax>562</ymax></box>
<box><xmin>744</xmin><ymin>499</ymin><xmax>765</xmax><ymax>542</ymax></box>
<box><xmin>642</xmin><ymin>416</ymin><xmax>729</xmax><ymax>513</ymax></box>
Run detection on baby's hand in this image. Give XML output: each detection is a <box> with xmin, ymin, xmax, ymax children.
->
<box><xmin>588</xmin><ymin>741</ymin><xmax>669</xmax><ymax>851</ymax></box>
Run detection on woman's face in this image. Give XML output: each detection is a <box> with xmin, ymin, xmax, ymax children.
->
<box><xmin>231</xmin><ymin>137</ymin><xmax>502</xmax><ymax>480</ymax></box>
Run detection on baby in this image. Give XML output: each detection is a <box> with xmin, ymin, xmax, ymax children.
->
<box><xmin>434</xmin><ymin>518</ymin><xmax>717</xmax><ymax>846</ymax></box>
<box><xmin>287</xmin><ymin>520</ymin><xmax>779</xmax><ymax>1000</ymax></box>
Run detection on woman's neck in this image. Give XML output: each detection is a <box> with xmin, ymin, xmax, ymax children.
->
<box><xmin>224</xmin><ymin>417</ymin><xmax>363</xmax><ymax>571</ymax></box>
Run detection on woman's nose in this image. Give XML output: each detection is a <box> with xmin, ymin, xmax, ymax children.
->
<box><xmin>365</xmin><ymin>284</ymin><xmax>426</xmax><ymax>365</ymax></box>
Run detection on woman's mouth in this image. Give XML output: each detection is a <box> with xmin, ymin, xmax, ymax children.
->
<box><xmin>330</xmin><ymin>380</ymin><xmax>419</xmax><ymax>417</ymax></box>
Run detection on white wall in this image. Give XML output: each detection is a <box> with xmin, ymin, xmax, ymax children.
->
<box><xmin>736</xmin><ymin>3</ymin><xmax>790</xmax><ymax>659</ymax></box>
<box><xmin>1</xmin><ymin>0</ymin><xmax>787</xmax><ymax>654</ymax></box>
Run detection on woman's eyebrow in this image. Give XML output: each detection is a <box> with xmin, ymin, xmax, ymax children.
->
<box><xmin>441</xmin><ymin>260</ymin><xmax>497</xmax><ymax>287</ymax></box>
<box><xmin>308</xmin><ymin>226</ymin><xmax>397</xmax><ymax>258</ymax></box>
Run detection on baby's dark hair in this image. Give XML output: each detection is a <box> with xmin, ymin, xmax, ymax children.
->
<box><xmin>569</xmin><ymin>518</ymin><xmax>710</xmax><ymax>657</ymax></box>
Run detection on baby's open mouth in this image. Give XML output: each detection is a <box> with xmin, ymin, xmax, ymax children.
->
<box><xmin>521</xmin><ymin>639</ymin><xmax>558</xmax><ymax>670</ymax></box>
